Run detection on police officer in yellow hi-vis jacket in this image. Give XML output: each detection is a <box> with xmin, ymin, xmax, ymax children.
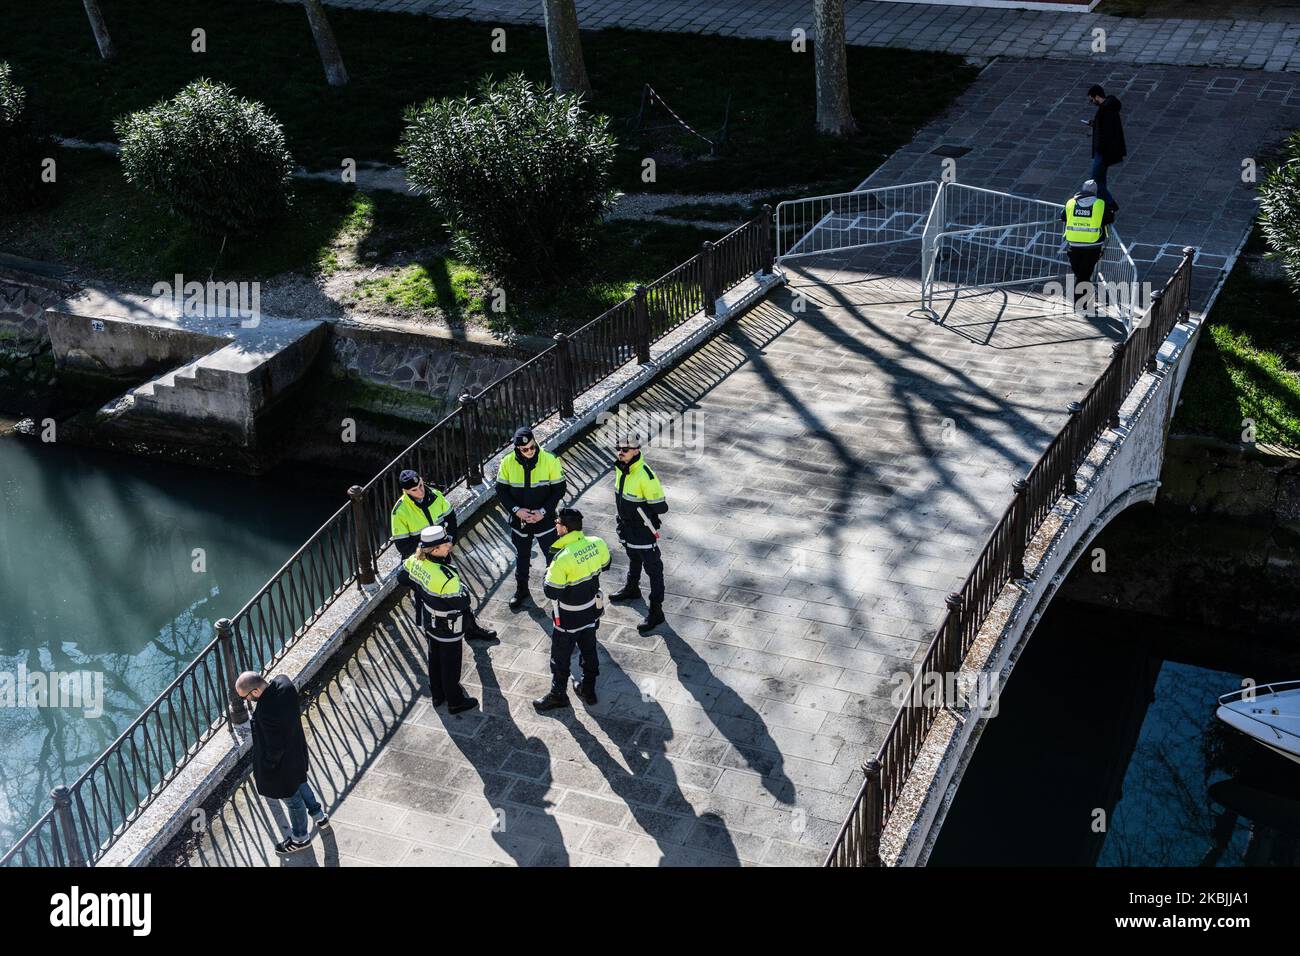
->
<box><xmin>607</xmin><ymin>437</ymin><xmax>669</xmax><ymax>634</ymax></box>
<box><xmin>391</xmin><ymin>468</ymin><xmax>495</xmax><ymax>641</ymax></box>
<box><xmin>398</xmin><ymin>525</ymin><xmax>493</xmax><ymax>714</ymax></box>
<box><xmin>391</xmin><ymin>468</ymin><xmax>457</xmax><ymax>556</ymax></box>
<box><xmin>496</xmin><ymin>426</ymin><xmax>567</xmax><ymax>610</ymax></box>
<box><xmin>1060</xmin><ymin>179</ymin><xmax>1115</xmax><ymax>313</ymax></box>
<box><xmin>534</xmin><ymin>508</ymin><xmax>611</xmax><ymax>712</ymax></box>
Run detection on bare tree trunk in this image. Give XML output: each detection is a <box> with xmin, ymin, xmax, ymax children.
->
<box><xmin>813</xmin><ymin>0</ymin><xmax>856</xmax><ymax>137</ymax></box>
<box><xmin>82</xmin><ymin>0</ymin><xmax>116</xmax><ymax>61</ymax></box>
<box><xmin>542</xmin><ymin>0</ymin><xmax>591</xmax><ymax>95</ymax></box>
<box><xmin>303</xmin><ymin>0</ymin><xmax>350</xmax><ymax>87</ymax></box>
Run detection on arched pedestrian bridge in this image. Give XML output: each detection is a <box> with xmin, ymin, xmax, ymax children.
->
<box><xmin>152</xmin><ymin>190</ymin><xmax>1204</xmax><ymax>867</ymax></box>
<box><xmin>11</xmin><ymin>54</ymin><xmax>1281</xmax><ymax>867</ymax></box>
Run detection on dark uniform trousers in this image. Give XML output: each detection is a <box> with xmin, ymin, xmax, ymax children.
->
<box><xmin>550</xmin><ymin>625</ymin><xmax>600</xmax><ymax>688</ymax></box>
<box><xmin>625</xmin><ymin>544</ymin><xmax>666</xmax><ymax>603</ymax></box>
<box><xmin>1067</xmin><ymin>245</ymin><xmax>1104</xmax><ymax>306</ymax></box>
<box><xmin>428</xmin><ymin>635</ymin><xmax>469</xmax><ymax>707</ymax></box>
<box><xmin>514</xmin><ymin>526</ymin><xmax>559</xmax><ymax>589</ymax></box>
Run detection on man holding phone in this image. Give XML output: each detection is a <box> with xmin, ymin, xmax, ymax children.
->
<box><xmin>1084</xmin><ymin>83</ymin><xmax>1126</xmax><ymax>210</ymax></box>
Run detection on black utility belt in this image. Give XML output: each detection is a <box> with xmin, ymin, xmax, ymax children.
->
<box><xmin>619</xmin><ymin>538</ymin><xmax>659</xmax><ymax>549</ymax></box>
<box><xmin>424</xmin><ymin>613</ymin><xmax>464</xmax><ymax>636</ymax></box>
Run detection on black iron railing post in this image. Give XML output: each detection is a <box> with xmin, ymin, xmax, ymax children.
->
<box><xmin>861</xmin><ymin>758</ymin><xmax>883</xmax><ymax>867</ymax></box>
<box><xmin>348</xmin><ymin>484</ymin><xmax>377</xmax><ymax>587</ymax></box>
<box><xmin>1064</xmin><ymin>400</ymin><xmax>1084</xmax><ymax>470</ymax></box>
<box><xmin>1146</xmin><ymin>289</ymin><xmax>1164</xmax><ymax>373</ymax></box>
<box><xmin>217</xmin><ymin>617</ymin><xmax>249</xmax><ymax>726</ymax></box>
<box><xmin>633</xmin><ymin>285</ymin><xmax>651</xmax><ymax>364</ymax></box>
<box><xmin>701</xmin><ymin>240</ymin><xmax>718</xmax><ymax>317</ymax></box>
<box><xmin>1180</xmin><ymin>247</ymin><xmax>1196</xmax><ymax>319</ymax></box>
<box><xmin>1009</xmin><ymin>477</ymin><xmax>1030</xmax><ymax>581</ymax></box>
<box><xmin>1106</xmin><ymin>341</ymin><xmax>1125</xmax><ymax>429</ymax></box>
<box><xmin>553</xmin><ymin>333</ymin><xmax>576</xmax><ymax>418</ymax></box>
<box><xmin>760</xmin><ymin>204</ymin><xmax>774</xmax><ymax>275</ymax></box>
<box><xmin>944</xmin><ymin>592</ymin><xmax>964</xmax><ymax>667</ymax></box>
<box><xmin>51</xmin><ymin>787</ymin><xmax>85</xmax><ymax>867</ymax></box>
<box><xmin>458</xmin><ymin>392</ymin><xmax>485</xmax><ymax>486</ymax></box>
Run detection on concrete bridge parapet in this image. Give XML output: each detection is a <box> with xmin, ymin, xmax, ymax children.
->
<box><xmin>880</xmin><ymin>302</ymin><xmax>1206</xmax><ymax>866</ymax></box>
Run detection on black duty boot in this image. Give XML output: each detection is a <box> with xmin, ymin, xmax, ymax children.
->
<box><xmin>572</xmin><ymin>678</ymin><xmax>598</xmax><ymax>706</ymax></box>
<box><xmin>533</xmin><ymin>688</ymin><xmax>571</xmax><ymax>712</ymax></box>
<box><xmin>636</xmin><ymin>603</ymin><xmax>665</xmax><ymax>634</ymax></box>
<box><xmin>448</xmin><ymin>696</ymin><xmax>478</xmax><ymax>715</ymax></box>
<box><xmin>608</xmin><ymin>582</ymin><xmax>642</xmax><ymax>602</ymax></box>
<box><xmin>466</xmin><ymin>623</ymin><xmax>497</xmax><ymax>642</ymax></box>
<box><xmin>509</xmin><ymin>587</ymin><xmax>530</xmax><ymax>610</ymax></box>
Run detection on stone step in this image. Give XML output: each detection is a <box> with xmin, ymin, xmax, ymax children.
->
<box><xmin>72</xmin><ymin>295</ymin><xmax>330</xmax><ymax>444</ymax></box>
<box><xmin>132</xmin><ymin>354</ymin><xmax>206</xmax><ymax>401</ymax></box>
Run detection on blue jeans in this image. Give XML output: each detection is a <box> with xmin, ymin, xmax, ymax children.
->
<box><xmin>282</xmin><ymin>781</ymin><xmax>323</xmax><ymax>841</ymax></box>
<box><xmin>1089</xmin><ymin>154</ymin><xmax>1117</xmax><ymax>208</ymax></box>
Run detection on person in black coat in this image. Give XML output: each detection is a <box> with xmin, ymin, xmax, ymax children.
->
<box><xmin>237</xmin><ymin>672</ymin><xmax>330</xmax><ymax>856</ymax></box>
<box><xmin>1086</xmin><ymin>84</ymin><xmax>1127</xmax><ymax>210</ymax></box>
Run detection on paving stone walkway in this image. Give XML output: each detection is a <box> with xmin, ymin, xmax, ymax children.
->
<box><xmin>175</xmin><ymin>270</ymin><xmax>1121</xmax><ymax>867</ymax></box>
<box><xmin>300</xmin><ymin>0</ymin><xmax>1300</xmax><ymax>72</ymax></box>
<box><xmin>171</xmin><ymin>39</ymin><xmax>1292</xmax><ymax>868</ymax></box>
<box><xmin>858</xmin><ymin>58</ymin><xmax>1300</xmax><ymax>307</ymax></box>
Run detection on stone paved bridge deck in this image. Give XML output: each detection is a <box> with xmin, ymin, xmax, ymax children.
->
<box><xmin>174</xmin><ymin>260</ymin><xmax>1123</xmax><ymax>866</ymax></box>
<box><xmin>163</xmin><ymin>43</ymin><xmax>1296</xmax><ymax>868</ymax></box>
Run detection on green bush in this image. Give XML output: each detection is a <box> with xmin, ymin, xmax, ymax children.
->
<box><xmin>1259</xmin><ymin>129</ymin><xmax>1300</xmax><ymax>295</ymax></box>
<box><xmin>115</xmin><ymin>79</ymin><xmax>295</xmax><ymax>236</ymax></box>
<box><xmin>399</xmin><ymin>74</ymin><xmax>617</xmax><ymax>293</ymax></box>
<box><xmin>0</xmin><ymin>62</ymin><xmax>54</xmax><ymax>213</ymax></box>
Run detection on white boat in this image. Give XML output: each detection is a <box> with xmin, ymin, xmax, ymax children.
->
<box><xmin>1216</xmin><ymin>681</ymin><xmax>1300</xmax><ymax>765</ymax></box>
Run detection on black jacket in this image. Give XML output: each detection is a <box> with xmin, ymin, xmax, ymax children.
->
<box><xmin>613</xmin><ymin>454</ymin><xmax>669</xmax><ymax>547</ymax></box>
<box><xmin>1091</xmin><ymin>95</ymin><xmax>1127</xmax><ymax>165</ymax></box>
<box><xmin>496</xmin><ymin>449</ymin><xmax>566</xmax><ymax>534</ymax></box>
<box><xmin>250</xmin><ymin>675</ymin><xmax>310</xmax><ymax>799</ymax></box>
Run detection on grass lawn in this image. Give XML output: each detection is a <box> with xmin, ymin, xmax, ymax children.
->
<box><xmin>0</xmin><ymin>148</ymin><xmax>354</xmax><ymax>281</ymax></box>
<box><xmin>348</xmin><ymin>218</ymin><xmax>715</xmax><ymax>334</ymax></box>
<box><xmin>4</xmin><ymin>0</ymin><xmax>976</xmax><ymax>195</ymax></box>
<box><xmin>0</xmin><ymin>148</ymin><xmax>713</xmax><ymax>333</ymax></box>
<box><xmin>1173</xmin><ymin>228</ymin><xmax>1300</xmax><ymax>449</ymax></box>
<box><xmin>1</xmin><ymin>0</ymin><xmax>975</xmax><ymax>333</ymax></box>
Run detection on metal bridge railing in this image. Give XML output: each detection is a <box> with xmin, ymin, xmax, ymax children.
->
<box><xmin>920</xmin><ymin>182</ymin><xmax>1139</xmax><ymax>329</ymax></box>
<box><xmin>0</xmin><ymin>209</ymin><xmax>777</xmax><ymax>869</ymax></box>
<box><xmin>775</xmin><ymin>182</ymin><xmax>939</xmax><ymax>262</ymax></box>
<box><xmin>826</xmin><ymin>247</ymin><xmax>1196</xmax><ymax>867</ymax></box>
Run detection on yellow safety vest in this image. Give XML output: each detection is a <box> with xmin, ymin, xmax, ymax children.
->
<box><xmin>391</xmin><ymin>488</ymin><xmax>452</xmax><ymax>543</ymax></box>
<box><xmin>497</xmin><ymin>448</ymin><xmax>564</xmax><ymax>490</ymax></box>
<box><xmin>402</xmin><ymin>554</ymin><xmax>464</xmax><ymax>640</ymax></box>
<box><xmin>1063</xmin><ymin>196</ymin><xmax>1107</xmax><ymax>247</ymax></box>
<box><xmin>545</xmin><ymin>530</ymin><xmax>611</xmax><ymax>632</ymax></box>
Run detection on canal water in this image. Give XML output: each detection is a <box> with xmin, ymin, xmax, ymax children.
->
<box><xmin>929</xmin><ymin>601</ymin><xmax>1300</xmax><ymax>867</ymax></box>
<box><xmin>0</xmin><ymin>434</ymin><xmax>346</xmax><ymax>851</ymax></box>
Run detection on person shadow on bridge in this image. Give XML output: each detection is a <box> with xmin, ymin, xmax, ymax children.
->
<box><xmin>558</xmin><ymin>646</ymin><xmax>743</xmax><ymax>866</ymax></box>
<box><xmin>440</xmin><ymin>607</ymin><xmax>571</xmax><ymax>866</ymax></box>
<box><xmin>655</xmin><ymin>620</ymin><xmax>796</xmax><ymax>805</ymax></box>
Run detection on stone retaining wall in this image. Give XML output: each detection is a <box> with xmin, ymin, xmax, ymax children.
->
<box><xmin>0</xmin><ymin>267</ymin><xmax>76</xmax><ymax>355</ymax></box>
<box><xmin>328</xmin><ymin>320</ymin><xmax>551</xmax><ymax>405</ymax></box>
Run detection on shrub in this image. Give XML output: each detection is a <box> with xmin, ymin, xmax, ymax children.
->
<box><xmin>115</xmin><ymin>79</ymin><xmax>295</xmax><ymax>236</ymax></box>
<box><xmin>399</xmin><ymin>74</ymin><xmax>617</xmax><ymax>293</ymax></box>
<box><xmin>1259</xmin><ymin>129</ymin><xmax>1300</xmax><ymax>295</ymax></box>
<box><xmin>0</xmin><ymin>62</ymin><xmax>54</xmax><ymax>213</ymax></box>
